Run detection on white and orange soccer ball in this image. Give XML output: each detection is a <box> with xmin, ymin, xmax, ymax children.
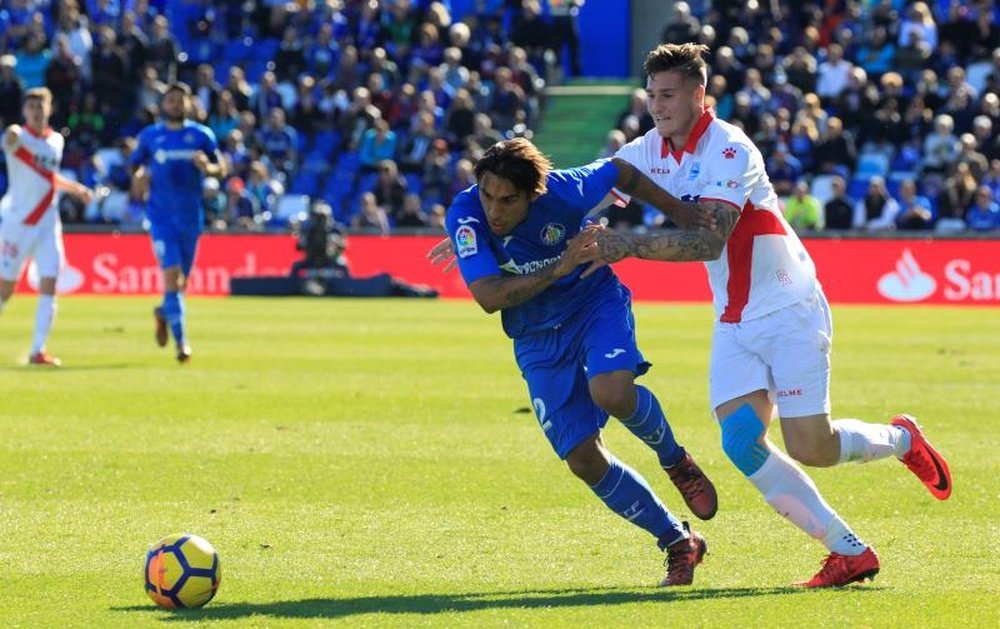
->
<box><xmin>144</xmin><ymin>533</ymin><xmax>221</xmax><ymax>608</ymax></box>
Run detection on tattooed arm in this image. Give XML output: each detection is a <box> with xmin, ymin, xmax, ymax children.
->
<box><xmin>610</xmin><ymin>157</ymin><xmax>716</xmax><ymax>230</ymax></box>
<box><xmin>468</xmin><ymin>226</ymin><xmax>600</xmax><ymax>314</ymax></box>
<box><xmin>581</xmin><ymin>200</ymin><xmax>740</xmax><ymax>277</ymax></box>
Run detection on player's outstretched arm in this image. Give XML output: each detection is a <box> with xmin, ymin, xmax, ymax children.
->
<box><xmin>581</xmin><ymin>201</ymin><xmax>739</xmax><ymax>277</ymax></box>
<box><xmin>468</xmin><ymin>226</ymin><xmax>600</xmax><ymax>314</ymax></box>
<box><xmin>427</xmin><ymin>236</ymin><xmax>457</xmax><ymax>273</ymax></box>
<box><xmin>55</xmin><ymin>174</ymin><xmax>93</xmax><ymax>204</ymax></box>
<box><xmin>610</xmin><ymin>157</ymin><xmax>716</xmax><ymax>230</ymax></box>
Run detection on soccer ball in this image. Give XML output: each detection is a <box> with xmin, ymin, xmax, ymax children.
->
<box><xmin>144</xmin><ymin>533</ymin><xmax>221</xmax><ymax>608</ymax></box>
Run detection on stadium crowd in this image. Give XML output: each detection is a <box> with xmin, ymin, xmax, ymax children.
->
<box><xmin>604</xmin><ymin>0</ymin><xmax>1000</xmax><ymax>233</ymax></box>
<box><xmin>1</xmin><ymin>0</ymin><xmax>999</xmax><ymax>233</ymax></box>
<box><xmin>0</xmin><ymin>0</ymin><xmax>565</xmax><ymax>231</ymax></box>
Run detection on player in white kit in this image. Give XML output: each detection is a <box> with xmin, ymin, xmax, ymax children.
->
<box><xmin>585</xmin><ymin>43</ymin><xmax>953</xmax><ymax>587</ymax></box>
<box><xmin>0</xmin><ymin>88</ymin><xmax>92</xmax><ymax>366</ymax></box>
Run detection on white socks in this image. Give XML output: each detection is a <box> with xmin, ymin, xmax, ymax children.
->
<box><xmin>748</xmin><ymin>445</ymin><xmax>865</xmax><ymax>555</ymax></box>
<box><xmin>834</xmin><ymin>418</ymin><xmax>910</xmax><ymax>463</ymax></box>
<box><xmin>31</xmin><ymin>294</ymin><xmax>56</xmax><ymax>354</ymax></box>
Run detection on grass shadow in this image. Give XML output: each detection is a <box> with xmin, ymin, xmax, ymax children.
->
<box><xmin>115</xmin><ymin>585</ymin><xmax>827</xmax><ymax>621</ymax></box>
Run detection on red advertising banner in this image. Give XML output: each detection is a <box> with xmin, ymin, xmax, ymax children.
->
<box><xmin>15</xmin><ymin>234</ymin><xmax>1000</xmax><ymax>305</ymax></box>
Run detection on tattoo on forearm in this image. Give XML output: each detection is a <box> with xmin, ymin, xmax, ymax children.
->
<box><xmin>600</xmin><ymin>201</ymin><xmax>740</xmax><ymax>262</ymax></box>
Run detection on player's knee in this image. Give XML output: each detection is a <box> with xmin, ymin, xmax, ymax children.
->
<box><xmin>589</xmin><ymin>376</ymin><xmax>635</xmax><ymax>418</ymax></box>
<box><xmin>720</xmin><ymin>404</ymin><xmax>770</xmax><ymax>476</ymax></box>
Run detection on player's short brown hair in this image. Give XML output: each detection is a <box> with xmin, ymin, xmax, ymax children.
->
<box><xmin>474</xmin><ymin>138</ymin><xmax>552</xmax><ymax>198</ymax></box>
<box><xmin>643</xmin><ymin>43</ymin><xmax>710</xmax><ymax>86</ymax></box>
<box><xmin>24</xmin><ymin>87</ymin><xmax>53</xmax><ymax>104</ymax></box>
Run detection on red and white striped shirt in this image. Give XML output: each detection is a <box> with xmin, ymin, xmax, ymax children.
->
<box><xmin>613</xmin><ymin>109</ymin><xmax>817</xmax><ymax>323</ymax></box>
<box><xmin>1</xmin><ymin>126</ymin><xmax>63</xmax><ymax>226</ymax></box>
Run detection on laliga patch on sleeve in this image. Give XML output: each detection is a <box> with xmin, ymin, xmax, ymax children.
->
<box><xmin>455</xmin><ymin>225</ymin><xmax>478</xmax><ymax>258</ymax></box>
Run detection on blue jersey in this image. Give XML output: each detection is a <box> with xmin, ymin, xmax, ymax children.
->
<box><xmin>447</xmin><ymin>159</ymin><xmax>623</xmax><ymax>338</ymax></box>
<box><xmin>130</xmin><ymin>121</ymin><xmax>219</xmax><ymax>230</ymax></box>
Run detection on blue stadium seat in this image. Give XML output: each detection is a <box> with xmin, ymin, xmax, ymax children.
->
<box><xmin>404</xmin><ymin>173</ymin><xmax>423</xmax><ymax>195</ymax></box>
<box><xmin>848</xmin><ymin>177</ymin><xmax>870</xmax><ymax>200</ymax></box>
<box><xmin>289</xmin><ymin>171</ymin><xmax>319</xmax><ymax>196</ymax></box>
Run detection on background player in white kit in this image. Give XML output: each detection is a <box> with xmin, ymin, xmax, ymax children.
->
<box><xmin>0</xmin><ymin>88</ymin><xmax>92</xmax><ymax>366</ymax></box>
<box><xmin>585</xmin><ymin>43</ymin><xmax>953</xmax><ymax>588</ymax></box>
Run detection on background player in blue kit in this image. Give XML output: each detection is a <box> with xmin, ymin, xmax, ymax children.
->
<box><xmin>437</xmin><ymin>138</ymin><xmax>716</xmax><ymax>586</ymax></box>
<box><xmin>130</xmin><ymin>83</ymin><xmax>227</xmax><ymax>362</ymax></box>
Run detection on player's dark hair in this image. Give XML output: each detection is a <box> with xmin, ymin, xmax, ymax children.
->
<box><xmin>24</xmin><ymin>87</ymin><xmax>52</xmax><ymax>104</ymax></box>
<box><xmin>164</xmin><ymin>81</ymin><xmax>192</xmax><ymax>97</ymax></box>
<box><xmin>643</xmin><ymin>43</ymin><xmax>709</xmax><ymax>86</ymax></box>
<box><xmin>474</xmin><ymin>138</ymin><xmax>551</xmax><ymax>198</ymax></box>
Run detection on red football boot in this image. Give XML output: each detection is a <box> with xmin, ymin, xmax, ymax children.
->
<box><xmin>891</xmin><ymin>414</ymin><xmax>952</xmax><ymax>500</ymax></box>
<box><xmin>664</xmin><ymin>452</ymin><xmax>719</xmax><ymax>520</ymax></box>
<box><xmin>797</xmin><ymin>547</ymin><xmax>880</xmax><ymax>588</ymax></box>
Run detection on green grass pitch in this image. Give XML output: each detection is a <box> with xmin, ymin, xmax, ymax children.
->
<box><xmin>1</xmin><ymin>296</ymin><xmax>998</xmax><ymax>627</ymax></box>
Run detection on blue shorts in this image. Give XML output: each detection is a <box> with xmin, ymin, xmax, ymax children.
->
<box><xmin>150</xmin><ymin>222</ymin><xmax>201</xmax><ymax>277</ymax></box>
<box><xmin>513</xmin><ymin>289</ymin><xmax>649</xmax><ymax>460</ymax></box>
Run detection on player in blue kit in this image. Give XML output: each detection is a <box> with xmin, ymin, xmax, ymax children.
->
<box><xmin>437</xmin><ymin>138</ymin><xmax>717</xmax><ymax>586</ymax></box>
<box><xmin>130</xmin><ymin>83</ymin><xmax>227</xmax><ymax>362</ymax></box>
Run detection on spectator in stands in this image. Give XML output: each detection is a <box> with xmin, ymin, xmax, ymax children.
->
<box><xmin>894</xmin><ymin>27</ymin><xmax>932</xmax><ymax>83</ymax></box>
<box><xmin>510</xmin><ymin>0</ymin><xmax>551</xmax><ymax>70</ymax></box>
<box><xmin>372</xmin><ymin>159</ymin><xmax>407</xmax><ymax>219</ymax></box>
<box><xmin>446</xmin><ymin>157</ymin><xmax>476</xmax><ymax>205</ymax></box>
<box><xmin>193</xmin><ymin>64</ymin><xmax>222</xmax><ymax>118</ymax></box>
<box><xmin>470</xmin><ymin>112</ymin><xmax>502</xmax><ymax>151</ymax></box>
<box><xmin>382</xmin><ymin>0</ymin><xmax>419</xmax><ymax>62</ymax></box>
<box><xmin>421</xmin><ymin>137</ymin><xmax>452</xmax><ymax>202</ymax></box>
<box><xmin>936</xmin><ymin>162</ymin><xmax>979</xmax><ymax>231</ymax></box>
<box><xmin>816</xmin><ymin>43</ymin><xmax>853</xmax><ymax>102</ymax></box>
<box><xmin>201</xmin><ymin>177</ymin><xmax>227</xmax><ymax>230</ymax></box>
<box><xmin>661</xmin><ymin>1</ymin><xmax>701</xmax><ymax>45</ymax></box>
<box><xmin>856</xmin><ymin>25</ymin><xmax>895</xmax><ymax>79</ymax></box>
<box><xmin>208</xmin><ymin>89</ymin><xmax>241</xmax><ymax>145</ymax></box>
<box><xmin>359</xmin><ymin>118</ymin><xmax>398</xmax><ymax>174</ymax></box>
<box><xmin>412</xmin><ymin>22</ymin><xmax>445</xmax><ymax>69</ymax></box>
<box><xmin>964</xmin><ymin>185</ymin><xmax>1000</xmax><ymax>231</ymax></box>
<box><xmin>249</xmin><ymin>71</ymin><xmax>284</xmax><ymax>122</ymax></box>
<box><xmin>599</xmin><ymin>129</ymin><xmax>626</xmax><ymax>160</ymax></box>
<box><xmin>67</xmin><ymin>91</ymin><xmax>106</xmax><ymax>155</ymax></box>
<box><xmin>618</xmin><ymin>88</ymin><xmax>654</xmax><ymax>138</ymax></box>
<box><xmin>440</xmin><ymin>46</ymin><xmax>470</xmax><ymax>93</ymax></box>
<box><xmin>706</xmin><ymin>74</ymin><xmax>733</xmax><ymax>121</ymax></box>
<box><xmin>444</xmin><ymin>88</ymin><xmax>476</xmax><ymax>148</ymax></box>
<box><xmin>954</xmin><ymin>132</ymin><xmax>989</xmax><ymax>181</ymax></box>
<box><xmin>136</xmin><ymin>65</ymin><xmax>167</xmax><ymax>111</ymax></box>
<box><xmin>53</xmin><ymin>2</ymin><xmax>93</xmax><ymax>83</ymax></box>
<box><xmin>894</xmin><ymin>179</ymin><xmax>936</xmax><ymax>230</ymax></box>
<box><xmin>921</xmin><ymin>114</ymin><xmax>958</xmax><ymax>175</ymax></box>
<box><xmin>224</xmin><ymin>66</ymin><xmax>252</xmax><ymax>112</ymax></box>
<box><xmin>783</xmin><ymin>180</ymin><xmax>824</xmax><ymax>232</ymax></box>
<box><xmin>823</xmin><ymin>175</ymin><xmax>855</xmax><ymax>230</ymax></box>
<box><xmin>0</xmin><ymin>55</ymin><xmax>24</xmax><ymax>129</ymax></box>
<box><xmin>854</xmin><ymin>176</ymin><xmax>899</xmax><ymax>231</ymax></box>
<box><xmin>274</xmin><ymin>25</ymin><xmax>306</xmax><ymax>82</ymax></box>
<box><xmin>146</xmin><ymin>15</ymin><xmax>178</xmax><ymax>83</ymax></box>
<box><xmin>257</xmin><ymin>107</ymin><xmax>299</xmax><ymax>181</ymax></box>
<box><xmin>395</xmin><ymin>191</ymin><xmax>429</xmax><ymax>228</ymax></box>
<box><xmin>340</xmin><ymin>86</ymin><xmax>381</xmax><ymax>151</ymax></box>
<box><xmin>490</xmin><ymin>67</ymin><xmax>528</xmax><ymax>135</ymax></box>
<box><xmin>427</xmin><ymin>202</ymin><xmax>446</xmax><ymax>230</ymax></box>
<box><xmin>782</xmin><ymin>46</ymin><xmax>818</xmax><ymax>95</ymax></box>
<box><xmin>91</xmin><ymin>25</ymin><xmax>129</xmax><ymax>115</ymax></box>
<box><xmin>15</xmin><ymin>31</ymin><xmax>51</xmax><ymax>90</ymax></box>
<box><xmin>766</xmin><ymin>144</ymin><xmax>803</xmax><ymax>197</ymax></box>
<box><xmin>899</xmin><ymin>2</ymin><xmax>938</xmax><ymax>53</ymax></box>
<box><xmin>983</xmin><ymin>159</ymin><xmax>1000</xmax><ymax>202</ymax></box>
<box><xmin>351</xmin><ymin>191</ymin><xmax>390</xmax><ymax>234</ymax></box>
<box><xmin>118</xmin><ymin>11</ymin><xmax>149</xmax><ymax>87</ymax></box>
<box><xmin>44</xmin><ymin>35</ymin><xmax>80</xmax><ymax>126</ymax></box>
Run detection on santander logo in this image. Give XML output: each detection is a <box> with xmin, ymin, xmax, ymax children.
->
<box><xmin>877</xmin><ymin>249</ymin><xmax>937</xmax><ymax>302</ymax></box>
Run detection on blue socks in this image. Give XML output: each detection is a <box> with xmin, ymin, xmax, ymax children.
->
<box><xmin>589</xmin><ymin>456</ymin><xmax>686</xmax><ymax>549</ymax></box>
<box><xmin>162</xmin><ymin>291</ymin><xmax>186</xmax><ymax>347</ymax></box>
<box><xmin>620</xmin><ymin>385</ymin><xmax>683</xmax><ymax>467</ymax></box>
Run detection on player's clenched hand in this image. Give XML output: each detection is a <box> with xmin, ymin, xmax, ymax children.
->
<box><xmin>427</xmin><ymin>236</ymin><xmax>456</xmax><ymax>273</ymax></box>
<box><xmin>580</xmin><ymin>228</ymin><xmax>630</xmax><ymax>278</ymax></box>
<box><xmin>3</xmin><ymin>125</ymin><xmax>21</xmax><ymax>149</ymax></box>
<box><xmin>555</xmin><ymin>224</ymin><xmax>602</xmax><ymax>278</ymax></box>
<box><xmin>75</xmin><ymin>184</ymin><xmax>94</xmax><ymax>205</ymax></box>
<box><xmin>192</xmin><ymin>151</ymin><xmax>211</xmax><ymax>172</ymax></box>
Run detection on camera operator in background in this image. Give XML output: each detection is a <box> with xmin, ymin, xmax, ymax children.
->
<box><xmin>290</xmin><ymin>201</ymin><xmax>437</xmax><ymax>298</ymax></box>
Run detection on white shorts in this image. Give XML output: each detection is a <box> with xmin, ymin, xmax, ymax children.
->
<box><xmin>709</xmin><ymin>289</ymin><xmax>832</xmax><ymax>418</ymax></box>
<box><xmin>0</xmin><ymin>213</ymin><xmax>64</xmax><ymax>282</ymax></box>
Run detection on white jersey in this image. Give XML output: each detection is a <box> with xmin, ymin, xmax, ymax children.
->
<box><xmin>613</xmin><ymin>109</ymin><xmax>817</xmax><ymax>323</ymax></box>
<box><xmin>1</xmin><ymin>126</ymin><xmax>63</xmax><ymax>226</ymax></box>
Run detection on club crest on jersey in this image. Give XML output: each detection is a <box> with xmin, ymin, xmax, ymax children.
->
<box><xmin>687</xmin><ymin>162</ymin><xmax>701</xmax><ymax>180</ymax></box>
<box><xmin>723</xmin><ymin>146</ymin><xmax>737</xmax><ymax>159</ymax></box>
<box><xmin>455</xmin><ymin>225</ymin><xmax>478</xmax><ymax>258</ymax></box>
<box><xmin>540</xmin><ymin>222</ymin><xmax>566</xmax><ymax>246</ymax></box>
